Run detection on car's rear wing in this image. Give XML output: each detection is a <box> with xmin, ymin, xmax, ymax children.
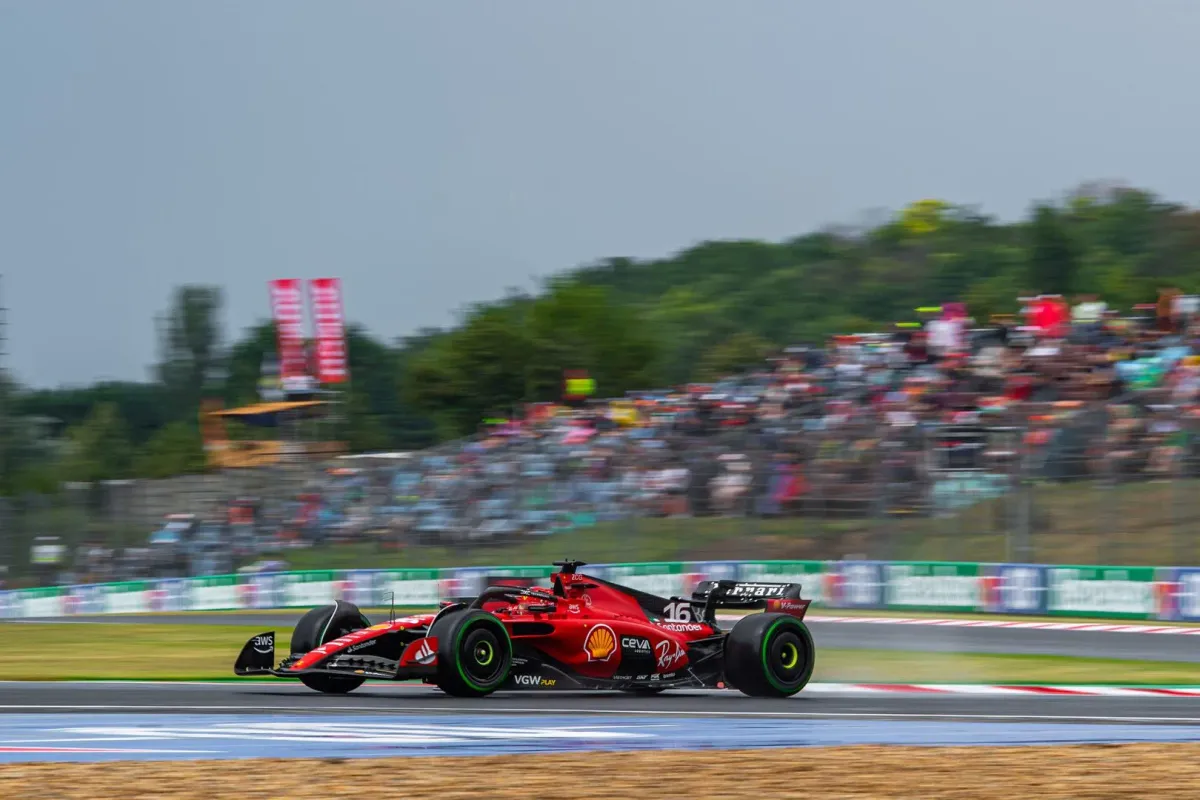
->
<box><xmin>688</xmin><ymin>580</ymin><xmax>808</xmax><ymax>622</ymax></box>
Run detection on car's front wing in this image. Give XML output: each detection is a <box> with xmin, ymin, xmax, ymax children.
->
<box><xmin>233</xmin><ymin>631</ymin><xmax>438</xmax><ymax>682</ymax></box>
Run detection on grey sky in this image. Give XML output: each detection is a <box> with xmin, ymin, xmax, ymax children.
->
<box><xmin>3</xmin><ymin>1</ymin><xmax>1199</xmax><ymax>388</ymax></box>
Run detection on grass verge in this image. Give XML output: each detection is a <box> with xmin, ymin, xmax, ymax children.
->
<box><xmin>2</xmin><ymin>623</ymin><xmax>1199</xmax><ymax>684</ymax></box>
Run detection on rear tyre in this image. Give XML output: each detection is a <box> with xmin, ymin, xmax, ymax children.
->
<box><xmin>290</xmin><ymin>601</ymin><xmax>371</xmax><ymax>694</ymax></box>
<box><xmin>428</xmin><ymin>609</ymin><xmax>512</xmax><ymax>698</ymax></box>
<box><xmin>722</xmin><ymin>613</ymin><xmax>814</xmax><ymax>698</ymax></box>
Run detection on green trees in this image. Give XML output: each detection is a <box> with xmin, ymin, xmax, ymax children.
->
<box><xmin>1028</xmin><ymin>204</ymin><xmax>1079</xmax><ymax>296</ymax></box>
<box><xmin>697</xmin><ymin>332</ymin><xmax>774</xmax><ymax>381</ymax></box>
<box><xmin>61</xmin><ymin>403</ymin><xmax>134</xmax><ymax>484</ymax></box>
<box><xmin>404</xmin><ymin>282</ymin><xmax>659</xmax><ymax>438</ymax></box>
<box><xmin>133</xmin><ymin>421</ymin><xmax>207</xmax><ymax>479</ymax></box>
<box><xmin>155</xmin><ymin>286</ymin><xmax>225</xmax><ymax>418</ymax></box>
<box><xmin>8</xmin><ymin>183</ymin><xmax>1200</xmax><ymax>485</ymax></box>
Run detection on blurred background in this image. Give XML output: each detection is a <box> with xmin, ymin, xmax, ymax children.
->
<box><xmin>6</xmin><ymin>3</ymin><xmax>1200</xmax><ymax>590</ymax></box>
<box><xmin>6</xmin><ymin>201</ymin><xmax>1200</xmax><ymax>588</ymax></box>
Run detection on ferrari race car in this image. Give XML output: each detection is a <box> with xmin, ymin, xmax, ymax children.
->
<box><xmin>234</xmin><ymin>559</ymin><xmax>815</xmax><ymax>698</ymax></box>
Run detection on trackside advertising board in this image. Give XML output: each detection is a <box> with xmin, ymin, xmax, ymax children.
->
<box><xmin>599</xmin><ymin>562</ymin><xmax>688</xmax><ymax>599</ymax></box>
<box><xmin>1044</xmin><ymin>566</ymin><xmax>1173</xmax><ymax>620</ymax></box>
<box><xmin>1165</xmin><ymin>568</ymin><xmax>1200</xmax><ymax>622</ymax></box>
<box><xmin>883</xmin><ymin>562</ymin><xmax>982</xmax><ymax>612</ymax></box>
<box><xmin>0</xmin><ymin>560</ymin><xmax>1186</xmax><ymax>621</ymax></box>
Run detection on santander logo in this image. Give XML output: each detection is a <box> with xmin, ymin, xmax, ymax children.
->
<box><xmin>292</xmin><ymin>627</ymin><xmax>380</xmax><ymax>669</ymax></box>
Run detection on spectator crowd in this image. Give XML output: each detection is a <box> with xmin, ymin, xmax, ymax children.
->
<box><xmin>25</xmin><ymin>289</ymin><xmax>1200</xmax><ymax>586</ymax></box>
<box><xmin>262</xmin><ymin>289</ymin><xmax>1200</xmax><ymax>548</ymax></box>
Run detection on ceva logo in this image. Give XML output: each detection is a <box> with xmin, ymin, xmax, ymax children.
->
<box><xmin>583</xmin><ymin>624</ymin><xmax>616</xmax><ymax>662</ymax></box>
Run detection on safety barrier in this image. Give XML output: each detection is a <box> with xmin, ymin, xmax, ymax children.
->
<box><xmin>3</xmin><ymin>560</ymin><xmax>1199</xmax><ymax>622</ymax></box>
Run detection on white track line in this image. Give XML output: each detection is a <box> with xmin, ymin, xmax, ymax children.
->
<box><xmin>8</xmin><ymin>681</ymin><xmax>1200</xmax><ymax>699</ymax></box>
<box><xmin>3</xmin><ymin>704</ymin><xmax>1200</xmax><ymax>724</ymax></box>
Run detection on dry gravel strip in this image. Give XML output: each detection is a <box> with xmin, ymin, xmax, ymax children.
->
<box><xmin>3</xmin><ymin>744</ymin><xmax>1200</xmax><ymax>799</ymax></box>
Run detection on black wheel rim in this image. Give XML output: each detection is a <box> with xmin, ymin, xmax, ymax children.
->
<box><xmin>461</xmin><ymin>627</ymin><xmax>505</xmax><ymax>684</ymax></box>
<box><xmin>766</xmin><ymin>630</ymin><xmax>808</xmax><ymax>687</ymax></box>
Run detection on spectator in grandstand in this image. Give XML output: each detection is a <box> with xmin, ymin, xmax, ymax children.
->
<box><xmin>34</xmin><ymin>287</ymin><xmax>1200</xmax><ymax>590</ymax></box>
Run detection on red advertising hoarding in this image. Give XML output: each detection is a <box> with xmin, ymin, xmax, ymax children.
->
<box><xmin>267</xmin><ymin>279</ymin><xmax>309</xmax><ymax>385</ymax></box>
<box><xmin>308</xmin><ymin>277</ymin><xmax>349</xmax><ymax>384</ymax></box>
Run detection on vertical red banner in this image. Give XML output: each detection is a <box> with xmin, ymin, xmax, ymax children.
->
<box><xmin>267</xmin><ymin>278</ymin><xmax>308</xmax><ymax>384</ymax></box>
<box><xmin>308</xmin><ymin>277</ymin><xmax>349</xmax><ymax>384</ymax></box>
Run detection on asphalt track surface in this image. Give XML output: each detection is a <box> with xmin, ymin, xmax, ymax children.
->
<box><xmin>7</xmin><ymin>681</ymin><xmax>1200</xmax><ymax>725</ymax></box>
<box><xmin>18</xmin><ymin>613</ymin><xmax>1200</xmax><ymax>662</ymax></box>
<box><xmin>9</xmin><ymin>619</ymin><xmax>1200</xmax><ymax>756</ymax></box>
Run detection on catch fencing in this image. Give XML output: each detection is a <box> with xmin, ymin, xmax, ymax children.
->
<box><xmin>4</xmin><ymin>399</ymin><xmax>1200</xmax><ymax>584</ymax></box>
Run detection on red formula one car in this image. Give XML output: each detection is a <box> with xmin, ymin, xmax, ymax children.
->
<box><xmin>234</xmin><ymin>559</ymin><xmax>816</xmax><ymax>698</ymax></box>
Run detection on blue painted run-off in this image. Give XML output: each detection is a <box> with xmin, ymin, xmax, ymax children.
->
<box><xmin>2</xmin><ymin>714</ymin><xmax>1200</xmax><ymax>763</ymax></box>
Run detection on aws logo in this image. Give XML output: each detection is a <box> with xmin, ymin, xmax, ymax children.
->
<box><xmin>583</xmin><ymin>624</ymin><xmax>617</xmax><ymax>662</ymax></box>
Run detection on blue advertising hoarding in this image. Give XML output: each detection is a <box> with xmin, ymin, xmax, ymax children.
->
<box><xmin>1166</xmin><ymin>567</ymin><xmax>1200</xmax><ymax>622</ymax></box>
<box><xmin>340</xmin><ymin>570</ymin><xmax>381</xmax><ymax>607</ymax></box>
<box><xmin>984</xmin><ymin>564</ymin><xmax>1048</xmax><ymax>616</ymax></box>
<box><xmin>830</xmin><ymin>561</ymin><xmax>884</xmax><ymax>609</ymax></box>
<box><xmin>65</xmin><ymin>584</ymin><xmax>107</xmax><ymax>615</ymax></box>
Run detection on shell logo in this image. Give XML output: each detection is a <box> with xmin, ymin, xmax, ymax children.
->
<box><xmin>583</xmin><ymin>624</ymin><xmax>617</xmax><ymax>661</ymax></box>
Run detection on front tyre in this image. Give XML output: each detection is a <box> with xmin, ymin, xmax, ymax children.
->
<box><xmin>428</xmin><ymin>609</ymin><xmax>513</xmax><ymax>698</ymax></box>
<box><xmin>290</xmin><ymin>601</ymin><xmax>371</xmax><ymax>695</ymax></box>
<box><xmin>723</xmin><ymin>613</ymin><xmax>815</xmax><ymax>698</ymax></box>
